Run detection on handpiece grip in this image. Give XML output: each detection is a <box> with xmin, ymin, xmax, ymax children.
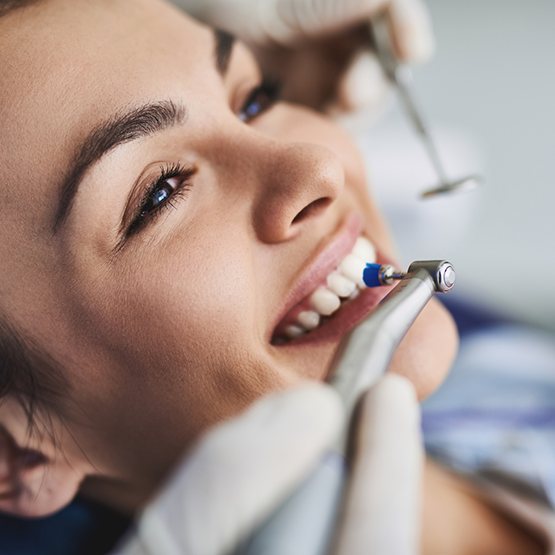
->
<box><xmin>235</xmin><ymin>261</ymin><xmax>454</xmax><ymax>555</ymax></box>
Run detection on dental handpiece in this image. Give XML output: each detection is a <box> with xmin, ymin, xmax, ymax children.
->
<box><xmin>235</xmin><ymin>260</ymin><xmax>455</xmax><ymax>555</ymax></box>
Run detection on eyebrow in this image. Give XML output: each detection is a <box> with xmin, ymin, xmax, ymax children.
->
<box><xmin>214</xmin><ymin>29</ymin><xmax>235</xmax><ymax>75</ymax></box>
<box><xmin>53</xmin><ymin>28</ymin><xmax>236</xmax><ymax>234</ymax></box>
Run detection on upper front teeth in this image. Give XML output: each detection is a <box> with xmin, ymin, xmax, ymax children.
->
<box><xmin>339</xmin><ymin>254</ymin><xmax>367</xmax><ymax>289</ymax></box>
<box><xmin>352</xmin><ymin>236</ymin><xmax>376</xmax><ymax>262</ymax></box>
<box><xmin>297</xmin><ymin>310</ymin><xmax>321</xmax><ymax>330</ymax></box>
<box><xmin>283</xmin><ymin>236</ymin><xmax>377</xmax><ymax>339</ymax></box>
<box><xmin>311</xmin><ymin>289</ymin><xmax>341</xmax><ymax>316</ymax></box>
<box><xmin>327</xmin><ymin>272</ymin><xmax>357</xmax><ymax>298</ymax></box>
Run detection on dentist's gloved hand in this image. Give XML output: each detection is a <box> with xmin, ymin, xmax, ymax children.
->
<box><xmin>172</xmin><ymin>0</ymin><xmax>434</xmax><ymax>113</ymax></box>
<box><xmin>333</xmin><ymin>374</ymin><xmax>423</xmax><ymax>555</ymax></box>
<box><xmin>112</xmin><ymin>374</ymin><xmax>423</xmax><ymax>555</ymax></box>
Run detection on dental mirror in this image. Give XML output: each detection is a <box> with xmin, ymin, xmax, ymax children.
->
<box><xmin>370</xmin><ymin>15</ymin><xmax>484</xmax><ymax>199</ymax></box>
<box><xmin>420</xmin><ymin>175</ymin><xmax>483</xmax><ymax>198</ymax></box>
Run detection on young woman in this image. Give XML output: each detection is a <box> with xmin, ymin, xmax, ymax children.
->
<box><xmin>0</xmin><ymin>1</ymin><xmax>549</xmax><ymax>553</ymax></box>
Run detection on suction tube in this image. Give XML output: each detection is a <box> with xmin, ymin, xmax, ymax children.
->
<box><xmin>235</xmin><ymin>260</ymin><xmax>455</xmax><ymax>555</ymax></box>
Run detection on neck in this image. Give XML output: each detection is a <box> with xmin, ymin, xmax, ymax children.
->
<box><xmin>421</xmin><ymin>459</ymin><xmax>546</xmax><ymax>555</ymax></box>
<box><xmin>80</xmin><ymin>455</ymin><xmax>549</xmax><ymax>552</ymax></box>
<box><xmin>79</xmin><ymin>475</ymin><xmax>154</xmax><ymax>517</ymax></box>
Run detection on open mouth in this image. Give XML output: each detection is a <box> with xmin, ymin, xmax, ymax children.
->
<box><xmin>272</xmin><ymin>235</ymin><xmax>383</xmax><ymax>344</ymax></box>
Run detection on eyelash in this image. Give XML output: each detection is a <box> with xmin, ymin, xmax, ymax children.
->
<box><xmin>126</xmin><ymin>77</ymin><xmax>282</xmax><ymax>237</ymax></box>
<box><xmin>128</xmin><ymin>162</ymin><xmax>195</xmax><ymax>236</ymax></box>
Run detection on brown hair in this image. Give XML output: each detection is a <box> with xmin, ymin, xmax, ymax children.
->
<box><xmin>0</xmin><ymin>315</ymin><xmax>69</xmax><ymax>434</ymax></box>
<box><xmin>0</xmin><ymin>0</ymin><xmax>39</xmax><ymax>17</ymax></box>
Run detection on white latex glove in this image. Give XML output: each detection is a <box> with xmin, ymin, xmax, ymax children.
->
<box><xmin>112</xmin><ymin>374</ymin><xmax>423</xmax><ymax>555</ymax></box>
<box><xmin>333</xmin><ymin>373</ymin><xmax>423</xmax><ymax>555</ymax></box>
<box><xmin>172</xmin><ymin>0</ymin><xmax>435</xmax><ymax>112</ymax></box>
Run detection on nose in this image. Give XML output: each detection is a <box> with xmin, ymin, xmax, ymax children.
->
<box><xmin>251</xmin><ymin>141</ymin><xmax>345</xmax><ymax>243</ymax></box>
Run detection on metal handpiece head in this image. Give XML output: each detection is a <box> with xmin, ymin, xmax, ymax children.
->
<box><xmin>362</xmin><ymin>261</ymin><xmax>455</xmax><ymax>291</ymax></box>
<box><xmin>407</xmin><ymin>260</ymin><xmax>456</xmax><ymax>292</ymax></box>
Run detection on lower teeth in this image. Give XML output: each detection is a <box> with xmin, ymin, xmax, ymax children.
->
<box><xmin>280</xmin><ymin>286</ymin><xmax>361</xmax><ymax>341</ymax></box>
<box><xmin>284</xmin><ymin>324</ymin><xmax>306</xmax><ymax>340</ymax></box>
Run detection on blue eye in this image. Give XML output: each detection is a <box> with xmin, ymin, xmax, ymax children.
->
<box><xmin>128</xmin><ymin>164</ymin><xmax>196</xmax><ymax>236</ymax></box>
<box><xmin>149</xmin><ymin>178</ymin><xmax>177</xmax><ymax>211</ymax></box>
<box><xmin>239</xmin><ymin>76</ymin><xmax>282</xmax><ymax>122</ymax></box>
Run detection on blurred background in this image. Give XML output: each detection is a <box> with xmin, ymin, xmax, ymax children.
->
<box><xmin>349</xmin><ymin>0</ymin><xmax>555</xmax><ymax>332</ymax></box>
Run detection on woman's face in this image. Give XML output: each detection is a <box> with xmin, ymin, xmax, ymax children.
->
<box><xmin>0</xmin><ymin>0</ymin><xmax>457</xmax><ymax>503</ymax></box>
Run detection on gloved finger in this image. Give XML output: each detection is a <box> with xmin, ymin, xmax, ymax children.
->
<box><xmin>186</xmin><ymin>0</ymin><xmax>387</xmax><ymax>44</ymax></box>
<box><xmin>386</xmin><ymin>0</ymin><xmax>435</xmax><ymax>63</ymax></box>
<box><xmin>264</xmin><ymin>0</ymin><xmax>434</xmax><ymax>59</ymax></box>
<box><xmin>327</xmin><ymin>49</ymin><xmax>392</xmax><ymax>114</ymax></box>
<box><xmin>178</xmin><ymin>0</ymin><xmax>430</xmax><ymax>49</ymax></box>
<box><xmin>327</xmin><ymin>0</ymin><xmax>433</xmax><ymax>114</ymax></box>
<box><xmin>259</xmin><ymin>0</ymin><xmax>389</xmax><ymax>42</ymax></box>
<box><xmin>135</xmin><ymin>384</ymin><xmax>345</xmax><ymax>555</ymax></box>
<box><xmin>332</xmin><ymin>374</ymin><xmax>424</xmax><ymax>555</ymax></box>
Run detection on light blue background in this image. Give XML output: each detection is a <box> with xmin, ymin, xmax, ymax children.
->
<box><xmin>366</xmin><ymin>0</ymin><xmax>555</xmax><ymax>331</ymax></box>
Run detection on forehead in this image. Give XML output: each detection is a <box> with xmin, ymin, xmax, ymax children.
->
<box><xmin>0</xmin><ymin>0</ymin><xmax>211</xmax><ymax>213</ymax></box>
<box><xmin>0</xmin><ymin>0</ymin><xmax>218</xmax><ymax>320</ymax></box>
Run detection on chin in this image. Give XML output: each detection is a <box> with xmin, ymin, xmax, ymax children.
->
<box><xmin>388</xmin><ymin>297</ymin><xmax>459</xmax><ymax>401</ymax></box>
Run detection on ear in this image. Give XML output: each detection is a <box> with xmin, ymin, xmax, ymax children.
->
<box><xmin>0</xmin><ymin>401</ymin><xmax>88</xmax><ymax>518</ymax></box>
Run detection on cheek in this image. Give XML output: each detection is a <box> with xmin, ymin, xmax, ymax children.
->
<box><xmin>62</xmin><ymin>228</ymin><xmax>302</xmax><ymax>474</ymax></box>
<box><xmin>116</xmin><ymin>239</ymin><xmax>256</xmax><ymax>371</ymax></box>
<box><xmin>388</xmin><ymin>298</ymin><xmax>459</xmax><ymax>400</ymax></box>
<box><xmin>74</xmin><ymin>226</ymin><xmax>290</xmax><ymax>417</ymax></box>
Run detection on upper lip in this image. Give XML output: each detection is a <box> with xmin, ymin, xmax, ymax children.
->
<box><xmin>269</xmin><ymin>211</ymin><xmax>365</xmax><ymax>340</ymax></box>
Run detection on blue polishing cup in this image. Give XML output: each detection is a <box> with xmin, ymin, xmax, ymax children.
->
<box><xmin>363</xmin><ymin>263</ymin><xmax>382</xmax><ymax>288</ymax></box>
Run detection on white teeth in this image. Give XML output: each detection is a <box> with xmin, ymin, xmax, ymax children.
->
<box><xmin>349</xmin><ymin>287</ymin><xmax>360</xmax><ymax>300</ymax></box>
<box><xmin>311</xmin><ymin>289</ymin><xmax>341</xmax><ymax>316</ymax></box>
<box><xmin>284</xmin><ymin>324</ymin><xmax>306</xmax><ymax>339</ymax></box>
<box><xmin>297</xmin><ymin>310</ymin><xmax>320</xmax><ymax>331</ymax></box>
<box><xmin>278</xmin><ymin>236</ymin><xmax>377</xmax><ymax>341</ymax></box>
<box><xmin>339</xmin><ymin>254</ymin><xmax>367</xmax><ymax>289</ymax></box>
<box><xmin>352</xmin><ymin>236</ymin><xmax>377</xmax><ymax>264</ymax></box>
<box><xmin>327</xmin><ymin>272</ymin><xmax>357</xmax><ymax>298</ymax></box>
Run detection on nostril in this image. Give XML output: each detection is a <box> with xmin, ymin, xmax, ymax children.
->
<box><xmin>291</xmin><ymin>198</ymin><xmax>332</xmax><ymax>225</ymax></box>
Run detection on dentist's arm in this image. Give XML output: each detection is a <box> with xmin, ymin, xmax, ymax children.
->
<box><xmin>112</xmin><ymin>375</ymin><xmax>424</xmax><ymax>555</ymax></box>
<box><xmin>171</xmin><ymin>0</ymin><xmax>435</xmax><ymax>113</ymax></box>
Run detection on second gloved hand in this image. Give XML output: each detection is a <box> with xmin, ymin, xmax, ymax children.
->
<box><xmin>112</xmin><ymin>374</ymin><xmax>424</xmax><ymax>555</ymax></box>
<box><xmin>173</xmin><ymin>0</ymin><xmax>435</xmax><ymax>113</ymax></box>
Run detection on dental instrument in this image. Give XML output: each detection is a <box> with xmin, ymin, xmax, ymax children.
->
<box><xmin>370</xmin><ymin>14</ymin><xmax>483</xmax><ymax>199</ymax></box>
<box><xmin>362</xmin><ymin>261</ymin><xmax>455</xmax><ymax>289</ymax></box>
<box><xmin>236</xmin><ymin>259</ymin><xmax>455</xmax><ymax>555</ymax></box>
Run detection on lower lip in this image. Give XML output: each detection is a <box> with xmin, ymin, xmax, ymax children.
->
<box><xmin>273</xmin><ymin>276</ymin><xmax>394</xmax><ymax>347</ymax></box>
